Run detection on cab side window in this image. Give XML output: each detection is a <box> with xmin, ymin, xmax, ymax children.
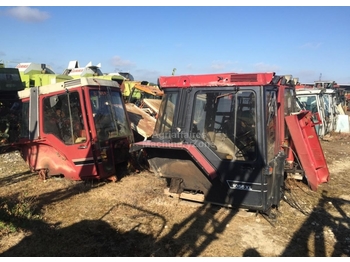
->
<box><xmin>43</xmin><ymin>92</ymin><xmax>86</xmax><ymax>144</ymax></box>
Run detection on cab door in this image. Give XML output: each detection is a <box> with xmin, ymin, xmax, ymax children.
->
<box><xmin>40</xmin><ymin>89</ymin><xmax>95</xmax><ymax>180</ymax></box>
<box><xmin>85</xmin><ymin>87</ymin><xmax>133</xmax><ymax>179</ymax></box>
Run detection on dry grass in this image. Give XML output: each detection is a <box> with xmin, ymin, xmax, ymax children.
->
<box><xmin>0</xmin><ymin>134</ymin><xmax>350</xmax><ymax>256</ymax></box>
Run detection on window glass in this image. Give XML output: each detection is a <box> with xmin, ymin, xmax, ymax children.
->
<box><xmin>153</xmin><ymin>92</ymin><xmax>178</xmax><ymax>139</ymax></box>
<box><xmin>19</xmin><ymin>102</ymin><xmax>29</xmax><ymax>139</ymax></box>
<box><xmin>266</xmin><ymin>91</ymin><xmax>276</xmax><ymax>163</ymax></box>
<box><xmin>191</xmin><ymin>90</ymin><xmax>256</xmax><ymax>161</ymax></box>
<box><xmin>297</xmin><ymin>95</ymin><xmax>318</xmax><ymax>113</ymax></box>
<box><xmin>43</xmin><ymin>92</ymin><xmax>86</xmax><ymax>144</ymax></box>
<box><xmin>90</xmin><ymin>89</ymin><xmax>131</xmax><ymax>142</ymax></box>
<box><xmin>284</xmin><ymin>88</ymin><xmax>298</xmax><ymax>115</ymax></box>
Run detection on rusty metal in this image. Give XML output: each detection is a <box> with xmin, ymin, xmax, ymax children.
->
<box><xmin>38</xmin><ymin>168</ymin><xmax>48</xmax><ymax>181</ymax></box>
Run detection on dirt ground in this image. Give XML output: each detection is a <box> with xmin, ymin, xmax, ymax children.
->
<box><xmin>0</xmin><ymin>131</ymin><xmax>350</xmax><ymax>257</ymax></box>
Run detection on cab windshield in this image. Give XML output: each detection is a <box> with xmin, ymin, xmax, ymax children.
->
<box><xmin>90</xmin><ymin>88</ymin><xmax>132</xmax><ymax>142</ymax></box>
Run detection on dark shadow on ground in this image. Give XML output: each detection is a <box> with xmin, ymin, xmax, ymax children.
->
<box><xmin>1</xmin><ymin>218</ymin><xmax>155</xmax><ymax>256</ymax></box>
<box><xmin>0</xmin><ymin>170</ymin><xmax>34</xmax><ymax>187</ymax></box>
<box><xmin>280</xmin><ymin>190</ymin><xmax>350</xmax><ymax>256</ymax></box>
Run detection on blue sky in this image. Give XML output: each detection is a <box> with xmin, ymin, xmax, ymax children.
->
<box><xmin>0</xmin><ymin>4</ymin><xmax>349</xmax><ymax>84</ymax></box>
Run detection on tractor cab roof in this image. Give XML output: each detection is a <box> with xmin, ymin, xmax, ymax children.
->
<box><xmin>157</xmin><ymin>72</ymin><xmax>299</xmax><ymax>89</ymax></box>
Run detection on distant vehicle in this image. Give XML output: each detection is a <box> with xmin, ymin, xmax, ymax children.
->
<box><xmin>0</xmin><ymin>62</ymin><xmax>24</xmax><ymax>145</ymax></box>
<box><xmin>16</xmin><ymin>62</ymin><xmax>73</xmax><ymax>88</ymax></box>
<box><xmin>296</xmin><ymin>86</ymin><xmax>339</xmax><ymax>137</ymax></box>
<box><xmin>303</xmin><ymin>80</ymin><xmax>346</xmax><ymax>107</ymax></box>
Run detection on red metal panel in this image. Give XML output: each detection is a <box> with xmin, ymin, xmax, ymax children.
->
<box><xmin>285</xmin><ymin>111</ymin><xmax>329</xmax><ymax>191</ymax></box>
<box><xmin>133</xmin><ymin>140</ymin><xmax>217</xmax><ymax>179</ymax></box>
<box><xmin>158</xmin><ymin>72</ymin><xmax>275</xmax><ymax>88</ymax></box>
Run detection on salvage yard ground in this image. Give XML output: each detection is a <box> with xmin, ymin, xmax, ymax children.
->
<box><xmin>0</xmin><ymin>131</ymin><xmax>350</xmax><ymax>256</ymax></box>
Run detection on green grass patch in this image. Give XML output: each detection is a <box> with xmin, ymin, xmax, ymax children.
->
<box><xmin>0</xmin><ymin>193</ymin><xmax>41</xmax><ymax>235</ymax></box>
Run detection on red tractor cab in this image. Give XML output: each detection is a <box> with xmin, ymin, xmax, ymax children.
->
<box><xmin>9</xmin><ymin>77</ymin><xmax>133</xmax><ymax>181</ymax></box>
<box><xmin>131</xmin><ymin>72</ymin><xmax>329</xmax><ymax>213</ymax></box>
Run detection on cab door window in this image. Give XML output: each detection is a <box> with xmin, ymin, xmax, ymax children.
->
<box><xmin>191</xmin><ymin>90</ymin><xmax>256</xmax><ymax>161</ymax></box>
<box><xmin>43</xmin><ymin>92</ymin><xmax>86</xmax><ymax>144</ymax></box>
